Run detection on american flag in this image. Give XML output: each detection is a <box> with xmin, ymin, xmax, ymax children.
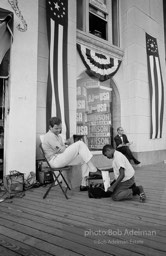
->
<box><xmin>146</xmin><ymin>33</ymin><xmax>164</xmax><ymax>139</ymax></box>
<box><xmin>46</xmin><ymin>0</ymin><xmax>70</xmax><ymax>139</ymax></box>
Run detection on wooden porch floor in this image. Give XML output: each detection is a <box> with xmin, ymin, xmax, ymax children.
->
<box><xmin>0</xmin><ymin>162</ymin><xmax>166</xmax><ymax>256</ymax></box>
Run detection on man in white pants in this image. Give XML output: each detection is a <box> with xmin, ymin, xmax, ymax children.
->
<box><xmin>42</xmin><ymin>117</ymin><xmax>101</xmax><ymax>191</ymax></box>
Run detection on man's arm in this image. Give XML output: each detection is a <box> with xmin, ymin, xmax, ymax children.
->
<box><xmin>108</xmin><ymin>167</ymin><xmax>125</xmax><ymax>192</ymax></box>
<box><xmin>46</xmin><ymin>134</ymin><xmax>66</xmax><ymax>153</ymax></box>
<box><xmin>55</xmin><ymin>145</ymin><xmax>66</xmax><ymax>153</ymax></box>
<box><xmin>117</xmin><ymin>143</ymin><xmax>125</xmax><ymax>148</ymax></box>
<box><xmin>123</xmin><ymin>134</ymin><xmax>133</xmax><ymax>146</ymax></box>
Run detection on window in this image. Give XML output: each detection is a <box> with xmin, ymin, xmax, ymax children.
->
<box><xmin>76</xmin><ymin>74</ymin><xmax>112</xmax><ymax>151</ymax></box>
<box><xmin>77</xmin><ymin>0</ymin><xmax>119</xmax><ymax>46</ymax></box>
<box><xmin>89</xmin><ymin>1</ymin><xmax>108</xmax><ymax>40</ymax></box>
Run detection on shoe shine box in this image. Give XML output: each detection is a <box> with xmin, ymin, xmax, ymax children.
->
<box><xmin>36</xmin><ymin>161</ymin><xmax>54</xmax><ymax>185</ymax></box>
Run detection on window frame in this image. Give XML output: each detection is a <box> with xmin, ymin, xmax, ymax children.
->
<box><xmin>76</xmin><ymin>0</ymin><xmax>119</xmax><ymax>46</ymax></box>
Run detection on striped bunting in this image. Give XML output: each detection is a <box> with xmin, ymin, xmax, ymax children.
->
<box><xmin>77</xmin><ymin>43</ymin><xmax>121</xmax><ymax>82</ymax></box>
<box><xmin>46</xmin><ymin>0</ymin><xmax>70</xmax><ymax>139</ymax></box>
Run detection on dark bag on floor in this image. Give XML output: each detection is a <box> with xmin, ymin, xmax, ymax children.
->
<box><xmin>4</xmin><ymin>170</ymin><xmax>24</xmax><ymax>194</ymax></box>
<box><xmin>88</xmin><ymin>183</ymin><xmax>112</xmax><ymax>199</ymax></box>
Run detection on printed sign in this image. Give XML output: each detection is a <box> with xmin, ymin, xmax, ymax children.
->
<box><xmin>90</xmin><ymin>125</ymin><xmax>110</xmax><ymax>133</ymax></box>
<box><xmin>76</xmin><ymin>79</ymin><xmax>112</xmax><ymax>150</ymax></box>
<box><xmin>87</xmin><ymin>113</ymin><xmax>111</xmax><ymax>122</ymax></box>
<box><xmin>88</xmin><ymin>137</ymin><xmax>111</xmax><ymax>149</ymax></box>
<box><xmin>76</xmin><ymin>125</ymin><xmax>88</xmax><ymax>135</ymax></box>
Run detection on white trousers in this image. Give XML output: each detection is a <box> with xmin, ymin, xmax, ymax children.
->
<box><xmin>49</xmin><ymin>141</ymin><xmax>95</xmax><ymax>186</ymax></box>
<box><xmin>101</xmin><ymin>171</ymin><xmax>111</xmax><ymax>191</ymax></box>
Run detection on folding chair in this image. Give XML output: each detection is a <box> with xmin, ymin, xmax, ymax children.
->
<box><xmin>39</xmin><ymin>143</ymin><xmax>71</xmax><ymax>199</ymax></box>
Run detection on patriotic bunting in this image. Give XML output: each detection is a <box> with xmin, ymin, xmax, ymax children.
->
<box><xmin>46</xmin><ymin>0</ymin><xmax>70</xmax><ymax>138</ymax></box>
<box><xmin>77</xmin><ymin>43</ymin><xmax>121</xmax><ymax>82</ymax></box>
<box><xmin>146</xmin><ymin>33</ymin><xmax>164</xmax><ymax>139</ymax></box>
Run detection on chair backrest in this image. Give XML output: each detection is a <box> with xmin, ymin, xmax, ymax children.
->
<box><xmin>40</xmin><ymin>134</ymin><xmax>44</xmax><ymax>143</ymax></box>
<box><xmin>39</xmin><ymin>134</ymin><xmax>50</xmax><ymax>164</ymax></box>
<box><xmin>39</xmin><ymin>143</ymin><xmax>50</xmax><ymax>165</ymax></box>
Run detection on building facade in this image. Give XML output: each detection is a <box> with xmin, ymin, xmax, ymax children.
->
<box><xmin>0</xmin><ymin>0</ymin><xmax>166</xmax><ymax>179</ymax></box>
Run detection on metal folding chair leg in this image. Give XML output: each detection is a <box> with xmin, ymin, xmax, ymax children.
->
<box><xmin>59</xmin><ymin>170</ymin><xmax>71</xmax><ymax>190</ymax></box>
<box><xmin>43</xmin><ymin>169</ymin><xmax>71</xmax><ymax>199</ymax></box>
<box><xmin>43</xmin><ymin>181</ymin><xmax>56</xmax><ymax>199</ymax></box>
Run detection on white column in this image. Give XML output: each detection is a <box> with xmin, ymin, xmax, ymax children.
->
<box><xmin>3</xmin><ymin>0</ymin><xmax>39</xmax><ymax>177</ymax></box>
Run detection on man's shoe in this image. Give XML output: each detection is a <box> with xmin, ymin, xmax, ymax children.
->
<box><xmin>134</xmin><ymin>160</ymin><xmax>141</xmax><ymax>165</ymax></box>
<box><xmin>80</xmin><ymin>185</ymin><xmax>88</xmax><ymax>191</ymax></box>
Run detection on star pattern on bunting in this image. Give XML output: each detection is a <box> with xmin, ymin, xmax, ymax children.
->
<box><xmin>48</xmin><ymin>0</ymin><xmax>66</xmax><ymax>21</ymax></box>
<box><xmin>146</xmin><ymin>37</ymin><xmax>158</xmax><ymax>56</ymax></box>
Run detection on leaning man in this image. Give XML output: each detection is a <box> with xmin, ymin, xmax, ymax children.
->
<box><xmin>42</xmin><ymin>117</ymin><xmax>101</xmax><ymax>191</ymax></box>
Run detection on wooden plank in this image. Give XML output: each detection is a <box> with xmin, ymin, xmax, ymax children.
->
<box><xmin>0</xmin><ymin>226</ymin><xmax>83</xmax><ymax>256</ymax></box>
<box><xmin>0</xmin><ymin>209</ymin><xmax>150</xmax><ymax>256</ymax></box>
<box><xmin>1</xmin><ymin>195</ymin><xmax>164</xmax><ymax>245</ymax></box>
<box><xmin>0</xmin><ymin>221</ymin><xmax>116</xmax><ymax>256</ymax></box>
<box><xmin>0</xmin><ymin>211</ymin><xmax>156</xmax><ymax>256</ymax></box>
<box><xmin>2</xmin><ymin>191</ymin><xmax>166</xmax><ymax>232</ymax></box>
<box><xmin>0</xmin><ymin>245</ymin><xmax>21</xmax><ymax>256</ymax></box>
<box><xmin>0</xmin><ymin>162</ymin><xmax>165</xmax><ymax>256</ymax></box>
<box><xmin>13</xmin><ymin>185</ymin><xmax>166</xmax><ymax>212</ymax></box>
<box><xmin>6</xmin><ymin>194</ymin><xmax>166</xmax><ymax>229</ymax></box>
<box><xmin>0</xmin><ymin>202</ymin><xmax>166</xmax><ymax>255</ymax></box>
<box><xmin>0</xmin><ymin>235</ymin><xmax>52</xmax><ymax>256</ymax></box>
<box><xmin>23</xmin><ymin>191</ymin><xmax>166</xmax><ymax>219</ymax></box>
<box><xmin>27</xmin><ymin>182</ymin><xmax>166</xmax><ymax>208</ymax></box>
